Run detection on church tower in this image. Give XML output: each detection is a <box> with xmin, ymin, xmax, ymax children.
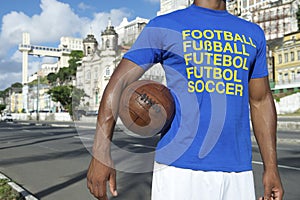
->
<box><xmin>83</xmin><ymin>34</ymin><xmax>98</xmax><ymax>56</ymax></box>
<box><xmin>101</xmin><ymin>19</ymin><xmax>118</xmax><ymax>52</ymax></box>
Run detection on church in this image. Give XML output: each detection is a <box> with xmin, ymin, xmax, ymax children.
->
<box><xmin>76</xmin><ymin>20</ymin><xmax>165</xmax><ymax>112</ymax></box>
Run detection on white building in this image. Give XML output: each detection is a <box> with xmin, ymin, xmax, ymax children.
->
<box><xmin>116</xmin><ymin>17</ymin><xmax>149</xmax><ymax>46</ymax></box>
<box><xmin>59</xmin><ymin>36</ymin><xmax>83</xmax><ymax>51</ymax></box>
<box><xmin>227</xmin><ymin>0</ymin><xmax>300</xmax><ymax>40</ymax></box>
<box><xmin>157</xmin><ymin>0</ymin><xmax>194</xmax><ymax>15</ymax></box>
<box><xmin>28</xmin><ymin>63</ymin><xmax>58</xmax><ymax>83</ymax></box>
<box><xmin>77</xmin><ymin>21</ymin><xmax>165</xmax><ymax>112</ymax></box>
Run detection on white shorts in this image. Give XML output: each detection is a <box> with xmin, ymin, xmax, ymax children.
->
<box><xmin>151</xmin><ymin>162</ymin><xmax>255</xmax><ymax>200</ymax></box>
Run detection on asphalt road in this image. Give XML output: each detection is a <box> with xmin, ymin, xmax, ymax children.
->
<box><xmin>0</xmin><ymin>121</ymin><xmax>299</xmax><ymax>200</ymax></box>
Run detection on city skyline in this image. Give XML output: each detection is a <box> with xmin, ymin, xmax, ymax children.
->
<box><xmin>0</xmin><ymin>0</ymin><xmax>160</xmax><ymax>90</ymax></box>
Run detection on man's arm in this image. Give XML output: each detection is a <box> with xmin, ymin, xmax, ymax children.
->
<box><xmin>87</xmin><ymin>59</ymin><xmax>145</xmax><ymax>200</ymax></box>
<box><xmin>249</xmin><ymin>76</ymin><xmax>284</xmax><ymax>200</ymax></box>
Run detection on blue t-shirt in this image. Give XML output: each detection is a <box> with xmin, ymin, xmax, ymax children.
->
<box><xmin>123</xmin><ymin>5</ymin><xmax>268</xmax><ymax>172</ymax></box>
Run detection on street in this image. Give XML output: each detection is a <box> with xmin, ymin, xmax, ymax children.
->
<box><xmin>0</xmin><ymin>121</ymin><xmax>299</xmax><ymax>200</ymax></box>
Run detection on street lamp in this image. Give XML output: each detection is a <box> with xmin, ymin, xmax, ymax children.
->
<box><xmin>34</xmin><ymin>55</ymin><xmax>43</xmax><ymax>121</ymax></box>
<box><xmin>36</xmin><ymin>71</ymin><xmax>40</xmax><ymax>121</ymax></box>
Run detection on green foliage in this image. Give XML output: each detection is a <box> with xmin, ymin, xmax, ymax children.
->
<box><xmin>0</xmin><ymin>91</ymin><xmax>6</xmax><ymax>99</ymax></box>
<box><xmin>55</xmin><ymin>51</ymin><xmax>83</xmax><ymax>84</ymax></box>
<box><xmin>68</xmin><ymin>50</ymin><xmax>83</xmax><ymax>76</ymax></box>
<box><xmin>48</xmin><ymin>85</ymin><xmax>73</xmax><ymax>108</ymax></box>
<box><xmin>0</xmin><ymin>104</ymin><xmax>6</xmax><ymax>114</ymax></box>
<box><xmin>47</xmin><ymin>73</ymin><xmax>57</xmax><ymax>84</ymax></box>
<box><xmin>28</xmin><ymin>76</ymin><xmax>48</xmax><ymax>87</ymax></box>
<box><xmin>57</xmin><ymin>67</ymin><xmax>71</xmax><ymax>84</ymax></box>
<box><xmin>0</xmin><ymin>179</ymin><xmax>21</xmax><ymax>200</ymax></box>
<box><xmin>11</xmin><ymin>82</ymin><xmax>22</xmax><ymax>89</ymax></box>
<box><xmin>47</xmin><ymin>85</ymin><xmax>86</xmax><ymax>116</ymax></box>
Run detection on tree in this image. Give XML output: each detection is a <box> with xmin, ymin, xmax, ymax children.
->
<box><xmin>0</xmin><ymin>104</ymin><xmax>6</xmax><ymax>114</ymax></box>
<box><xmin>0</xmin><ymin>91</ymin><xmax>6</xmax><ymax>99</ymax></box>
<box><xmin>47</xmin><ymin>73</ymin><xmax>57</xmax><ymax>84</ymax></box>
<box><xmin>11</xmin><ymin>82</ymin><xmax>22</xmax><ymax>89</ymax></box>
<box><xmin>57</xmin><ymin>67</ymin><xmax>70</xmax><ymax>84</ymax></box>
<box><xmin>47</xmin><ymin>85</ymin><xmax>86</xmax><ymax>117</ymax></box>
<box><xmin>68</xmin><ymin>50</ymin><xmax>83</xmax><ymax>76</ymax></box>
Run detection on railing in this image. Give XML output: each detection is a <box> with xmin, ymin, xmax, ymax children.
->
<box><xmin>18</xmin><ymin>44</ymin><xmax>71</xmax><ymax>53</ymax></box>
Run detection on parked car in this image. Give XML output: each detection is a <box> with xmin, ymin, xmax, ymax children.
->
<box><xmin>85</xmin><ymin>110</ymin><xmax>98</xmax><ymax>116</ymax></box>
<box><xmin>1</xmin><ymin>113</ymin><xmax>13</xmax><ymax>122</ymax></box>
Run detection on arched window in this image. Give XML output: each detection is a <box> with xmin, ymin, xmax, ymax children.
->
<box><xmin>87</xmin><ymin>46</ymin><xmax>91</xmax><ymax>54</ymax></box>
<box><xmin>86</xmin><ymin>70</ymin><xmax>91</xmax><ymax>80</ymax></box>
<box><xmin>95</xmin><ymin>91</ymin><xmax>99</xmax><ymax>105</ymax></box>
<box><xmin>105</xmin><ymin>67</ymin><xmax>111</xmax><ymax>76</ymax></box>
<box><xmin>106</xmin><ymin>39</ymin><xmax>110</xmax><ymax>48</ymax></box>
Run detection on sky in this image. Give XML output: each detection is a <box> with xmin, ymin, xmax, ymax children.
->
<box><xmin>0</xmin><ymin>0</ymin><xmax>160</xmax><ymax>90</ymax></box>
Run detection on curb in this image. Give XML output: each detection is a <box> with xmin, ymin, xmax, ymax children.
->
<box><xmin>0</xmin><ymin>173</ymin><xmax>39</xmax><ymax>200</ymax></box>
<box><xmin>277</xmin><ymin>121</ymin><xmax>300</xmax><ymax>131</ymax></box>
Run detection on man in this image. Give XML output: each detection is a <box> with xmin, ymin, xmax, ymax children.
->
<box><xmin>87</xmin><ymin>0</ymin><xmax>284</xmax><ymax>199</ymax></box>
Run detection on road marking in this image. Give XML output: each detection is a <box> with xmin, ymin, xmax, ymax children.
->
<box><xmin>74</xmin><ymin>136</ymin><xmax>93</xmax><ymax>140</ymax></box>
<box><xmin>252</xmin><ymin>161</ymin><xmax>300</xmax><ymax>171</ymax></box>
<box><xmin>131</xmin><ymin>143</ymin><xmax>156</xmax><ymax>149</ymax></box>
<box><xmin>36</xmin><ymin>143</ymin><xmax>62</xmax><ymax>152</ymax></box>
<box><xmin>75</xmin><ymin>125</ymin><xmax>95</xmax><ymax>129</ymax></box>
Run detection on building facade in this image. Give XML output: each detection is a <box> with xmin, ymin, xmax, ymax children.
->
<box><xmin>157</xmin><ymin>0</ymin><xmax>194</xmax><ymax>15</ymax></box>
<box><xmin>76</xmin><ymin>21</ymin><xmax>165</xmax><ymax>112</ymax></box>
<box><xmin>272</xmin><ymin>31</ymin><xmax>300</xmax><ymax>93</ymax></box>
<box><xmin>116</xmin><ymin>17</ymin><xmax>149</xmax><ymax>46</ymax></box>
<box><xmin>10</xmin><ymin>92</ymin><xmax>23</xmax><ymax>113</ymax></box>
<box><xmin>227</xmin><ymin>0</ymin><xmax>300</xmax><ymax>40</ymax></box>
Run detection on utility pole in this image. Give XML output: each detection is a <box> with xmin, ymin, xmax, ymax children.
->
<box><xmin>35</xmin><ymin>55</ymin><xmax>43</xmax><ymax>122</ymax></box>
<box><xmin>37</xmin><ymin>72</ymin><xmax>40</xmax><ymax>121</ymax></box>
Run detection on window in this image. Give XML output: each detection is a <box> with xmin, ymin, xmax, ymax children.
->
<box><xmin>291</xmin><ymin>71</ymin><xmax>295</xmax><ymax>81</ymax></box>
<box><xmin>297</xmin><ymin>51</ymin><xmax>300</xmax><ymax>60</ymax></box>
<box><xmin>284</xmin><ymin>73</ymin><xmax>289</xmax><ymax>83</ymax></box>
<box><xmin>86</xmin><ymin>70</ymin><xmax>91</xmax><ymax>80</ymax></box>
<box><xmin>284</xmin><ymin>53</ymin><xmax>288</xmax><ymax>63</ymax></box>
<box><xmin>278</xmin><ymin>54</ymin><xmax>282</xmax><ymax>64</ymax></box>
<box><xmin>296</xmin><ymin>71</ymin><xmax>300</xmax><ymax>81</ymax></box>
<box><xmin>291</xmin><ymin>52</ymin><xmax>295</xmax><ymax>61</ymax></box>
<box><xmin>278</xmin><ymin>73</ymin><xmax>282</xmax><ymax>83</ymax></box>
<box><xmin>105</xmin><ymin>67</ymin><xmax>111</xmax><ymax>76</ymax></box>
<box><xmin>87</xmin><ymin>46</ymin><xmax>91</xmax><ymax>54</ymax></box>
<box><xmin>94</xmin><ymin>67</ymin><xmax>98</xmax><ymax>80</ymax></box>
<box><xmin>106</xmin><ymin>39</ymin><xmax>110</xmax><ymax>48</ymax></box>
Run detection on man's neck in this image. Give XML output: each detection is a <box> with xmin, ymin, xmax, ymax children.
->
<box><xmin>193</xmin><ymin>0</ymin><xmax>226</xmax><ymax>11</ymax></box>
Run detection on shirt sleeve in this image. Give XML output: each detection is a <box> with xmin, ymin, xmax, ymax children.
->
<box><xmin>250</xmin><ymin>26</ymin><xmax>268</xmax><ymax>79</ymax></box>
<box><xmin>123</xmin><ymin>18</ymin><xmax>164</xmax><ymax>71</ymax></box>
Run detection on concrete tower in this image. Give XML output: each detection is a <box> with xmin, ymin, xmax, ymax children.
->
<box><xmin>18</xmin><ymin>32</ymin><xmax>31</xmax><ymax>112</ymax></box>
<box><xmin>19</xmin><ymin>32</ymin><xmax>31</xmax><ymax>85</ymax></box>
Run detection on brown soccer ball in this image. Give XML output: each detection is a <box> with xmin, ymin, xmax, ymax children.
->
<box><xmin>118</xmin><ymin>80</ymin><xmax>175</xmax><ymax>137</ymax></box>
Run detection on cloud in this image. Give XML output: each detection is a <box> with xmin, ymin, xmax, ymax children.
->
<box><xmin>0</xmin><ymin>72</ymin><xmax>22</xmax><ymax>90</ymax></box>
<box><xmin>87</xmin><ymin>8</ymin><xmax>131</xmax><ymax>44</ymax></box>
<box><xmin>78</xmin><ymin>2</ymin><xmax>93</xmax><ymax>11</ymax></box>
<box><xmin>0</xmin><ymin>0</ymin><xmax>130</xmax><ymax>90</ymax></box>
<box><xmin>145</xmin><ymin>0</ymin><xmax>160</xmax><ymax>3</ymax></box>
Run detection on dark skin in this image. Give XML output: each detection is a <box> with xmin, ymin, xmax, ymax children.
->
<box><xmin>87</xmin><ymin>1</ymin><xmax>284</xmax><ymax>199</ymax></box>
<box><xmin>249</xmin><ymin>77</ymin><xmax>284</xmax><ymax>200</ymax></box>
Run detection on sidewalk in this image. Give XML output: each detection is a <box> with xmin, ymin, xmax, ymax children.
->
<box><xmin>17</xmin><ymin>114</ymin><xmax>300</xmax><ymax>131</ymax></box>
<box><xmin>277</xmin><ymin>115</ymin><xmax>300</xmax><ymax>131</ymax></box>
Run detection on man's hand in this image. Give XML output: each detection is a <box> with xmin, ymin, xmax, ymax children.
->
<box><xmin>259</xmin><ymin>168</ymin><xmax>284</xmax><ymax>200</ymax></box>
<box><xmin>86</xmin><ymin>59</ymin><xmax>144</xmax><ymax>199</ymax></box>
<box><xmin>87</xmin><ymin>157</ymin><xmax>117</xmax><ymax>200</ymax></box>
